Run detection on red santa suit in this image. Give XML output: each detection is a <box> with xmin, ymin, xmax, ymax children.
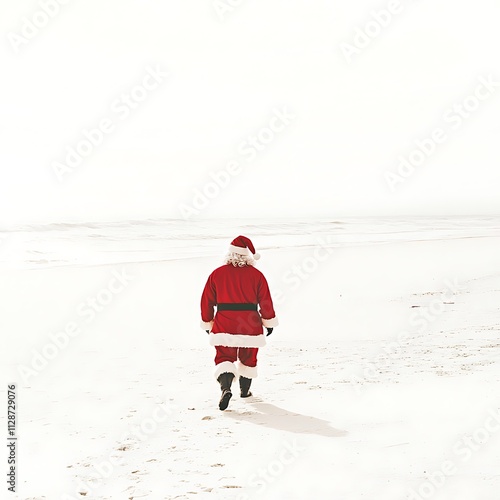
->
<box><xmin>200</xmin><ymin>236</ymin><xmax>278</xmax><ymax>380</ymax></box>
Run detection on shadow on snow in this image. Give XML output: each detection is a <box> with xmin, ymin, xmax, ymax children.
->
<box><xmin>223</xmin><ymin>398</ymin><xmax>347</xmax><ymax>438</ymax></box>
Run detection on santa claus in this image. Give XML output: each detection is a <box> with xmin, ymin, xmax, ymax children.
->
<box><xmin>200</xmin><ymin>235</ymin><xmax>278</xmax><ymax>410</ymax></box>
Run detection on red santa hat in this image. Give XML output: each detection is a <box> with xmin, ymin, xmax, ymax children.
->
<box><xmin>228</xmin><ymin>235</ymin><xmax>260</xmax><ymax>260</ymax></box>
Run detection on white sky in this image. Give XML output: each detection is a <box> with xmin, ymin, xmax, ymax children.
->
<box><xmin>1</xmin><ymin>0</ymin><xmax>500</xmax><ymax>225</ymax></box>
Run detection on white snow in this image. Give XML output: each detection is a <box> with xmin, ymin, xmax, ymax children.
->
<box><xmin>2</xmin><ymin>217</ymin><xmax>500</xmax><ymax>499</ymax></box>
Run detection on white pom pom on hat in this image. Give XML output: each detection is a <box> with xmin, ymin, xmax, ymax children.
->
<box><xmin>228</xmin><ymin>235</ymin><xmax>261</xmax><ymax>260</ymax></box>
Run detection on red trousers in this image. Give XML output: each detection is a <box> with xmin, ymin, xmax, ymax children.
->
<box><xmin>215</xmin><ymin>346</ymin><xmax>258</xmax><ymax>367</ymax></box>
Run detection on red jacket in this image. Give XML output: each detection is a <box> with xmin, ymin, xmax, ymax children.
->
<box><xmin>200</xmin><ymin>264</ymin><xmax>278</xmax><ymax>348</ymax></box>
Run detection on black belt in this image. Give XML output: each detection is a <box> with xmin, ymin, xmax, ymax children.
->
<box><xmin>217</xmin><ymin>303</ymin><xmax>258</xmax><ymax>311</ymax></box>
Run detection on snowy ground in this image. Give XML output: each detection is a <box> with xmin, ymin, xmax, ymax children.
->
<box><xmin>1</xmin><ymin>217</ymin><xmax>500</xmax><ymax>499</ymax></box>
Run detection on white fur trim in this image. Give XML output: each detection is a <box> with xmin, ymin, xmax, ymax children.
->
<box><xmin>214</xmin><ymin>361</ymin><xmax>237</xmax><ymax>379</ymax></box>
<box><xmin>209</xmin><ymin>333</ymin><xmax>267</xmax><ymax>348</ymax></box>
<box><xmin>236</xmin><ymin>360</ymin><xmax>258</xmax><ymax>379</ymax></box>
<box><xmin>200</xmin><ymin>320</ymin><xmax>214</xmax><ymax>330</ymax></box>
<box><xmin>262</xmin><ymin>317</ymin><xmax>279</xmax><ymax>328</ymax></box>
<box><xmin>229</xmin><ymin>244</ymin><xmax>249</xmax><ymax>256</ymax></box>
<box><xmin>253</xmin><ymin>252</ymin><xmax>261</xmax><ymax>260</ymax></box>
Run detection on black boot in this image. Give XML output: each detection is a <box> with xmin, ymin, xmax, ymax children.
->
<box><xmin>217</xmin><ymin>372</ymin><xmax>234</xmax><ymax>411</ymax></box>
<box><xmin>239</xmin><ymin>376</ymin><xmax>253</xmax><ymax>398</ymax></box>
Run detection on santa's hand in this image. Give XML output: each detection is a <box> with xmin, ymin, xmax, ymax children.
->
<box><xmin>266</xmin><ymin>327</ymin><xmax>273</xmax><ymax>336</ymax></box>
